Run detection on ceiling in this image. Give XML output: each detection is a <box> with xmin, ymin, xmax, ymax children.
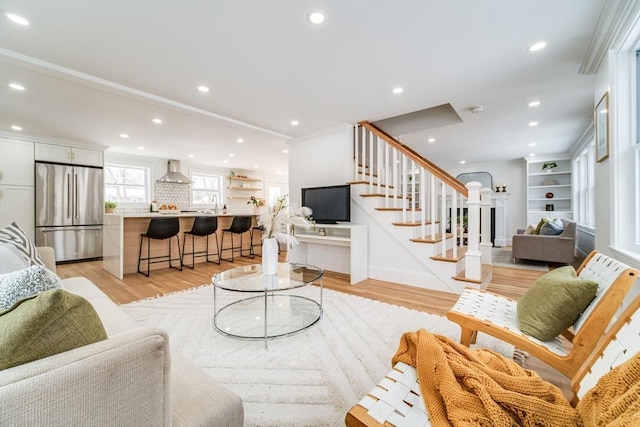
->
<box><xmin>0</xmin><ymin>1</ymin><xmax>605</xmax><ymax>174</ymax></box>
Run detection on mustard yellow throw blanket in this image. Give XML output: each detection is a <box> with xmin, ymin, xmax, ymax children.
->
<box><xmin>392</xmin><ymin>329</ymin><xmax>579</xmax><ymax>426</ymax></box>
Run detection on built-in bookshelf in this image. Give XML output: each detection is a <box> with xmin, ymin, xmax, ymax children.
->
<box><xmin>525</xmin><ymin>156</ymin><xmax>572</xmax><ymax>225</ymax></box>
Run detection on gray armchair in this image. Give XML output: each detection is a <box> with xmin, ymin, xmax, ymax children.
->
<box><xmin>512</xmin><ymin>219</ymin><xmax>576</xmax><ymax>264</ymax></box>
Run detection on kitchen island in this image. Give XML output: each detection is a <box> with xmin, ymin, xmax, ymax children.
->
<box><xmin>103</xmin><ymin>212</ymin><xmax>258</xmax><ymax>279</ymax></box>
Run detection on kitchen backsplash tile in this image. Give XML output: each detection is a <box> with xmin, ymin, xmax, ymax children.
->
<box><xmin>154</xmin><ymin>182</ymin><xmax>190</xmax><ymax>209</ymax></box>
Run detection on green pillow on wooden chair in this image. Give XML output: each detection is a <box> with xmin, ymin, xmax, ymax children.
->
<box><xmin>517</xmin><ymin>266</ymin><xmax>598</xmax><ymax>341</ymax></box>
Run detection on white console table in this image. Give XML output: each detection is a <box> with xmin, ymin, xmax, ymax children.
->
<box><xmin>290</xmin><ymin>223</ymin><xmax>367</xmax><ymax>284</ymax></box>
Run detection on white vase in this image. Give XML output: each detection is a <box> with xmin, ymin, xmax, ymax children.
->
<box><xmin>262</xmin><ymin>238</ymin><xmax>278</xmax><ymax>275</ymax></box>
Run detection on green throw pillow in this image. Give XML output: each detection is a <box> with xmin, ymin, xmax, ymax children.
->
<box><xmin>534</xmin><ymin>218</ymin><xmax>547</xmax><ymax>235</ymax></box>
<box><xmin>0</xmin><ymin>289</ymin><xmax>107</xmax><ymax>370</ymax></box>
<box><xmin>517</xmin><ymin>266</ymin><xmax>598</xmax><ymax>341</ymax></box>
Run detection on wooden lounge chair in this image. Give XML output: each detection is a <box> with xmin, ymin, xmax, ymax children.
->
<box><xmin>445</xmin><ymin>250</ymin><xmax>637</xmax><ymax>378</ymax></box>
<box><xmin>345</xmin><ymin>294</ymin><xmax>640</xmax><ymax>427</ymax></box>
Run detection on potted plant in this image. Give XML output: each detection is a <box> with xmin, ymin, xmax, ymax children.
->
<box><xmin>104</xmin><ymin>201</ymin><xmax>117</xmax><ymax>213</ymax></box>
<box><xmin>541</xmin><ymin>162</ymin><xmax>558</xmax><ymax>173</ymax></box>
<box><xmin>247</xmin><ymin>196</ymin><xmax>266</xmax><ymax>214</ymax></box>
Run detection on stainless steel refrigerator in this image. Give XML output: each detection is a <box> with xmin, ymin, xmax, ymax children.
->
<box><xmin>35</xmin><ymin>162</ymin><xmax>103</xmax><ymax>262</ymax></box>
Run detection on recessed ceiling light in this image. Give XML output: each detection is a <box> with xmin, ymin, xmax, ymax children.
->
<box><xmin>282</xmin><ymin>149</ymin><xmax>289</xmax><ymax>154</ymax></box>
<box><xmin>459</xmin><ymin>160</ymin><xmax>466</xmax><ymax>164</ymax></box>
<box><xmin>152</xmin><ymin>118</ymin><xmax>162</xmax><ymax>124</ymax></box>
<box><xmin>528</xmin><ymin>121</ymin><xmax>538</xmax><ymax>127</ymax></box>
<box><xmin>188</xmin><ymin>154</ymin><xmax>194</xmax><ymax>158</ymax></box>
<box><xmin>11</xmin><ymin>125</ymin><xmax>22</xmax><ymax>131</ymax></box>
<box><xmin>9</xmin><ymin>83</ymin><xmax>25</xmax><ymax>91</ymax></box>
<box><xmin>223</xmin><ymin>159</ymin><xmax>228</xmax><ymax>163</ymax></box>
<box><xmin>529</xmin><ymin>142</ymin><xmax>537</xmax><ymax>147</ymax></box>
<box><xmin>5</xmin><ymin>13</ymin><xmax>29</xmax><ymax>26</ymax></box>
<box><xmin>120</xmin><ymin>133</ymin><xmax>129</xmax><ymax>138</ymax></box>
<box><xmin>237</xmin><ymin>138</ymin><xmax>244</xmax><ymax>143</ymax></box>
<box><xmin>290</xmin><ymin>120</ymin><xmax>299</xmax><ymax>126</ymax></box>
<box><xmin>528</xmin><ymin>42</ymin><xmax>546</xmax><ymax>52</ymax></box>
<box><xmin>253</xmin><ymin>164</ymin><xmax>259</xmax><ymax>168</ymax></box>
<box><xmin>229</xmin><ymin>153</ymin><xmax>235</xmax><ymax>157</ymax></box>
<box><xmin>137</xmin><ymin>146</ymin><xmax>144</xmax><ymax>150</ymax></box>
<box><xmin>198</xmin><ymin>85</ymin><xmax>210</xmax><ymax>93</ymax></box>
<box><xmin>307</xmin><ymin>10</ymin><xmax>325</xmax><ymax>24</ymax></box>
<box><xmin>528</xmin><ymin>101</ymin><xmax>540</xmax><ymax>107</ymax></box>
<box><xmin>427</xmin><ymin>138</ymin><xmax>435</xmax><ymax>143</ymax></box>
<box><xmin>392</xmin><ymin>87</ymin><xmax>403</xmax><ymax>95</ymax></box>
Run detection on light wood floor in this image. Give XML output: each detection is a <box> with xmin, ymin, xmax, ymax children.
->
<box><xmin>56</xmin><ymin>254</ymin><xmax>573</xmax><ymax>398</ymax></box>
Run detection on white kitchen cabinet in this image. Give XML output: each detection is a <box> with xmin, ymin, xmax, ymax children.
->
<box><xmin>0</xmin><ymin>138</ymin><xmax>34</xmax><ymax>186</ymax></box>
<box><xmin>0</xmin><ymin>185</ymin><xmax>35</xmax><ymax>241</ymax></box>
<box><xmin>35</xmin><ymin>142</ymin><xmax>103</xmax><ymax>167</ymax></box>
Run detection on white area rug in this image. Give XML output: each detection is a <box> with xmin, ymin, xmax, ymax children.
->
<box><xmin>492</xmin><ymin>247</ymin><xmax>549</xmax><ymax>271</ymax></box>
<box><xmin>122</xmin><ymin>285</ymin><xmax>514</xmax><ymax>427</ymax></box>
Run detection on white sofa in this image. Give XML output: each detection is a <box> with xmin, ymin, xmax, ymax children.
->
<box><xmin>0</xmin><ymin>247</ymin><xmax>244</xmax><ymax>426</ymax></box>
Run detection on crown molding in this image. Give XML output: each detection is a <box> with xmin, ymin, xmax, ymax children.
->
<box><xmin>579</xmin><ymin>0</ymin><xmax>640</xmax><ymax>75</ymax></box>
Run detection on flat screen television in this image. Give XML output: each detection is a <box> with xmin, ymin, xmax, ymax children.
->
<box><xmin>301</xmin><ymin>184</ymin><xmax>351</xmax><ymax>224</ymax></box>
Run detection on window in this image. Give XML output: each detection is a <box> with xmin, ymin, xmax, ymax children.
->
<box><xmin>611</xmin><ymin>23</ymin><xmax>640</xmax><ymax>260</ymax></box>
<box><xmin>104</xmin><ymin>164</ymin><xmax>150</xmax><ymax>203</ymax></box>
<box><xmin>191</xmin><ymin>172</ymin><xmax>222</xmax><ymax>206</ymax></box>
<box><xmin>573</xmin><ymin>144</ymin><xmax>595</xmax><ymax>227</ymax></box>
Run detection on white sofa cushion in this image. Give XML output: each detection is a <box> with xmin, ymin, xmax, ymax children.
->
<box><xmin>62</xmin><ymin>277</ymin><xmax>138</xmax><ymax>336</ymax></box>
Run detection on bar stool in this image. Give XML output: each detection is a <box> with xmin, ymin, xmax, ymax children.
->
<box><xmin>181</xmin><ymin>216</ymin><xmax>220</xmax><ymax>268</ymax></box>
<box><xmin>249</xmin><ymin>225</ymin><xmax>264</xmax><ymax>257</ymax></box>
<box><xmin>138</xmin><ymin>217</ymin><xmax>182</xmax><ymax>277</ymax></box>
<box><xmin>220</xmin><ymin>216</ymin><xmax>253</xmax><ymax>262</ymax></box>
<box><xmin>249</xmin><ymin>225</ymin><xmax>281</xmax><ymax>257</ymax></box>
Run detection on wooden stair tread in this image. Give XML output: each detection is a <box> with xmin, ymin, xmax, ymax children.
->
<box><xmin>431</xmin><ymin>247</ymin><xmax>467</xmax><ymax>262</ymax></box>
<box><xmin>374</xmin><ymin>207</ymin><xmax>423</xmax><ymax>212</ymax></box>
<box><xmin>452</xmin><ymin>264</ymin><xmax>492</xmax><ymax>284</ymax></box>
<box><xmin>410</xmin><ymin>233</ymin><xmax>451</xmax><ymax>244</ymax></box>
<box><xmin>392</xmin><ymin>221</ymin><xmax>433</xmax><ymax>227</ymax></box>
<box><xmin>347</xmin><ymin>181</ymin><xmax>395</xmax><ymax>189</ymax></box>
<box><xmin>361</xmin><ymin>193</ymin><xmax>407</xmax><ymax>199</ymax></box>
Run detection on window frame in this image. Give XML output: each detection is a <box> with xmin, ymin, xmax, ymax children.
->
<box><xmin>104</xmin><ymin>163</ymin><xmax>151</xmax><ymax>205</ymax></box>
<box><xmin>190</xmin><ymin>171</ymin><xmax>223</xmax><ymax>207</ymax></box>
<box><xmin>610</xmin><ymin>26</ymin><xmax>640</xmax><ymax>263</ymax></box>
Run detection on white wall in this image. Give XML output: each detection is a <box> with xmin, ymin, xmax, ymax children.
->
<box><xmin>442</xmin><ymin>159</ymin><xmax>527</xmax><ymax>243</ymax></box>
<box><xmin>592</xmin><ymin>54</ymin><xmax>613</xmax><ymax>255</ymax></box>
<box><xmin>288</xmin><ymin>124</ymin><xmax>354</xmax><ymax>206</ymax></box>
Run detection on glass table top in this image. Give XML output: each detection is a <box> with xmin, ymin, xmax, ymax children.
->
<box><xmin>212</xmin><ymin>262</ymin><xmax>323</xmax><ymax>292</ymax></box>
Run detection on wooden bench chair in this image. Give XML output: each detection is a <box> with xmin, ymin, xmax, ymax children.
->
<box><xmin>345</xmin><ymin>294</ymin><xmax>640</xmax><ymax>426</ymax></box>
<box><xmin>445</xmin><ymin>250</ymin><xmax>637</xmax><ymax>378</ymax></box>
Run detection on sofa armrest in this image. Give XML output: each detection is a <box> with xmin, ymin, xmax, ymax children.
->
<box><xmin>0</xmin><ymin>328</ymin><xmax>171</xmax><ymax>427</ymax></box>
<box><xmin>36</xmin><ymin>247</ymin><xmax>56</xmax><ymax>274</ymax></box>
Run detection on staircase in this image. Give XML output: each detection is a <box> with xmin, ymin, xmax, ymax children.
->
<box><xmin>350</xmin><ymin>121</ymin><xmax>494</xmax><ymax>294</ymax></box>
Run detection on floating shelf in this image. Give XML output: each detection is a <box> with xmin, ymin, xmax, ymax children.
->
<box><xmin>229</xmin><ymin>177</ymin><xmax>261</xmax><ymax>182</ymax></box>
<box><xmin>227</xmin><ymin>186</ymin><xmax>262</xmax><ymax>191</ymax></box>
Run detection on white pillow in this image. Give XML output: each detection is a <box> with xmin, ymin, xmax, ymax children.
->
<box><xmin>0</xmin><ymin>222</ymin><xmax>45</xmax><ymax>268</ymax></box>
<box><xmin>0</xmin><ymin>266</ymin><xmax>63</xmax><ymax>310</ymax></box>
<box><xmin>0</xmin><ymin>246</ymin><xmax>29</xmax><ymax>274</ymax></box>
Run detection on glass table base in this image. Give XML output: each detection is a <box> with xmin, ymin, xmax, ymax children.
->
<box><xmin>213</xmin><ymin>294</ymin><xmax>322</xmax><ymax>340</ymax></box>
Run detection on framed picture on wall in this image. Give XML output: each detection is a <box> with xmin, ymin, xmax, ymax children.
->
<box><xmin>595</xmin><ymin>92</ymin><xmax>609</xmax><ymax>162</ymax></box>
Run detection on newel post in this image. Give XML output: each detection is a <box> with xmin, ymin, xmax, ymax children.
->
<box><xmin>465</xmin><ymin>181</ymin><xmax>482</xmax><ymax>281</ymax></box>
<box><xmin>480</xmin><ymin>187</ymin><xmax>493</xmax><ymax>265</ymax></box>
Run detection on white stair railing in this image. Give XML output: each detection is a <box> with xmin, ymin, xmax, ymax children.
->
<box><xmin>354</xmin><ymin>122</ymin><xmax>491</xmax><ymax>281</ymax></box>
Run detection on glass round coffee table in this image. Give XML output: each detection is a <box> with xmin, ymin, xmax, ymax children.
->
<box><xmin>212</xmin><ymin>262</ymin><xmax>323</xmax><ymax>348</ymax></box>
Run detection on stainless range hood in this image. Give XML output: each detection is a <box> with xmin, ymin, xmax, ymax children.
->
<box><xmin>156</xmin><ymin>160</ymin><xmax>192</xmax><ymax>184</ymax></box>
